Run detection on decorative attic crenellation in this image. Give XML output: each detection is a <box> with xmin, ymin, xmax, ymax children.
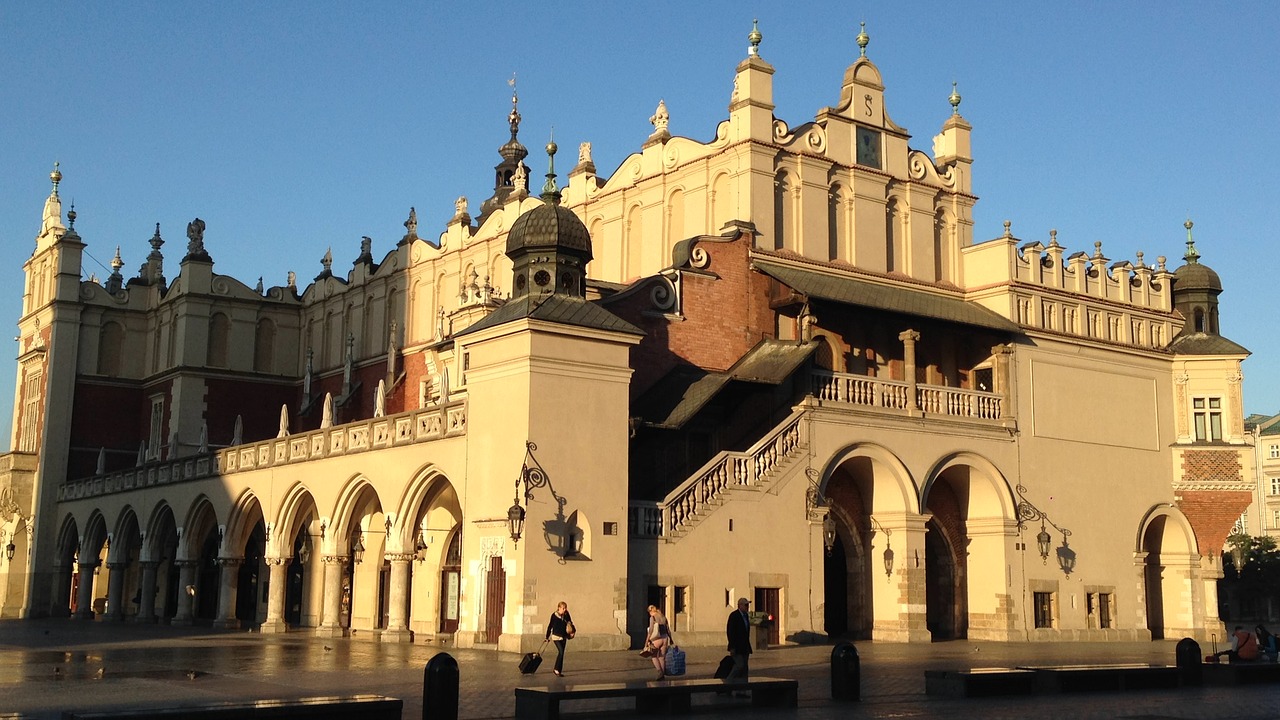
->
<box><xmin>964</xmin><ymin>223</ymin><xmax>1179</xmax><ymax>350</ymax></box>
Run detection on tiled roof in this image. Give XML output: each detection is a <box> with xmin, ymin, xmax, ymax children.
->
<box><xmin>752</xmin><ymin>259</ymin><xmax>1019</xmax><ymax>332</ymax></box>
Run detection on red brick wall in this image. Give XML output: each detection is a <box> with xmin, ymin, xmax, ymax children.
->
<box><xmin>1181</xmin><ymin>449</ymin><xmax>1243</xmax><ymax>482</ymax></box>
<box><xmin>204</xmin><ymin>377</ymin><xmax>295</xmax><ymax>445</ymax></box>
<box><xmin>926</xmin><ymin>479</ymin><xmax>966</xmax><ymax>558</ymax></box>
<box><xmin>68</xmin><ymin>381</ymin><xmax>146</xmax><ymax>478</ymax></box>
<box><xmin>1177</xmin><ymin>489</ymin><xmax>1253</xmax><ymax>555</ymax></box>
<box><xmin>611</xmin><ymin>231</ymin><xmax>776</xmax><ymax>397</ymax></box>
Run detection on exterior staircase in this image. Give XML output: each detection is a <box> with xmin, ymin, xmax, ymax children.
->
<box><xmin>629</xmin><ymin>408</ymin><xmax>808</xmax><ymax>541</ymax></box>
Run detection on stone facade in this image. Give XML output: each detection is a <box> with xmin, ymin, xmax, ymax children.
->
<box><xmin>0</xmin><ymin>24</ymin><xmax>1253</xmax><ymax>647</ymax></box>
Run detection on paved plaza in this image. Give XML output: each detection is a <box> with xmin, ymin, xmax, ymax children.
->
<box><xmin>3</xmin><ymin>619</ymin><xmax>1280</xmax><ymax>719</ymax></box>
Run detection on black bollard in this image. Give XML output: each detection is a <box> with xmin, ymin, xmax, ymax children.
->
<box><xmin>424</xmin><ymin>652</ymin><xmax>460</xmax><ymax>720</ymax></box>
<box><xmin>831</xmin><ymin>642</ymin><xmax>860</xmax><ymax>701</ymax></box>
<box><xmin>1175</xmin><ymin>637</ymin><xmax>1202</xmax><ymax>686</ymax></box>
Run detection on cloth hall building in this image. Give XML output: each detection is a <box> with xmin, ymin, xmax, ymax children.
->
<box><xmin>0</xmin><ymin>25</ymin><xmax>1254</xmax><ymax>649</ymax></box>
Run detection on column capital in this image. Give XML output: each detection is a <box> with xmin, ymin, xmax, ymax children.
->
<box><xmin>385</xmin><ymin>553</ymin><xmax>416</xmax><ymax>563</ymax></box>
<box><xmin>217</xmin><ymin>557</ymin><xmax>244</xmax><ymax>568</ymax></box>
<box><xmin>322</xmin><ymin>555</ymin><xmax>349</xmax><ymax>566</ymax></box>
<box><xmin>265</xmin><ymin>556</ymin><xmax>288</xmax><ymax>566</ymax></box>
<box><xmin>897</xmin><ymin>329</ymin><xmax>920</xmax><ymax>343</ymax></box>
<box><xmin>106</xmin><ymin>561</ymin><xmax>128</xmax><ymax>570</ymax></box>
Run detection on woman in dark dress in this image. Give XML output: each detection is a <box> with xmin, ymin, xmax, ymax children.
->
<box><xmin>545</xmin><ymin>601</ymin><xmax>574</xmax><ymax>676</ymax></box>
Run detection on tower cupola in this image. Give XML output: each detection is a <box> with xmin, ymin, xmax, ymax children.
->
<box><xmin>505</xmin><ymin>139</ymin><xmax>591</xmax><ymax>299</ymax></box>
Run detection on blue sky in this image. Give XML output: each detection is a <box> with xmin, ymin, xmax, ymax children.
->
<box><xmin>2</xmin><ymin>3</ymin><xmax>1276</xmax><ymax>450</ymax></box>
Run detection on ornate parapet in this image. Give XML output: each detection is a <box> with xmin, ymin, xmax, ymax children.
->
<box><xmin>58</xmin><ymin>398</ymin><xmax>468</xmax><ymax>502</ymax></box>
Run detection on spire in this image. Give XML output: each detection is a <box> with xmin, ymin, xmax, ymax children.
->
<box><xmin>949</xmin><ymin>82</ymin><xmax>962</xmax><ymax>116</ymax></box>
<box><xmin>67</xmin><ymin>202</ymin><xmax>77</xmax><ymax>230</ymax></box>
<box><xmin>50</xmin><ymin>162</ymin><xmax>62</xmax><ymax>198</ymax></box>
<box><xmin>541</xmin><ymin>131</ymin><xmax>561</xmax><ymax>203</ymax></box>
<box><xmin>856</xmin><ymin>21</ymin><xmax>870</xmax><ymax>58</ymax></box>
<box><xmin>508</xmin><ymin>73</ymin><xmax>521</xmax><ymax>142</ymax></box>
<box><xmin>106</xmin><ymin>246</ymin><xmax>124</xmax><ymax>293</ymax></box>
<box><xmin>1183</xmin><ymin>218</ymin><xmax>1200</xmax><ymax>264</ymax></box>
<box><xmin>40</xmin><ymin>162</ymin><xmax>66</xmax><ymax>237</ymax></box>
<box><xmin>748</xmin><ymin>18</ymin><xmax>762</xmax><ymax>57</ymax></box>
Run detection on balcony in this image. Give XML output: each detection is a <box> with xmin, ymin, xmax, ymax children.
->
<box><xmin>810</xmin><ymin>369</ymin><xmax>1005</xmax><ymax>421</ymax></box>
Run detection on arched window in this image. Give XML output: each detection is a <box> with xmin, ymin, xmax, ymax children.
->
<box><xmin>933</xmin><ymin>209</ymin><xmax>950</xmax><ymax>282</ymax></box>
<box><xmin>667</xmin><ymin>189</ymin><xmax>685</xmax><ymax>247</ymax></box>
<box><xmin>98</xmin><ymin>321</ymin><xmax>124</xmax><ymax>376</ymax></box>
<box><xmin>254</xmin><ymin>318</ymin><xmax>276</xmax><ymax>373</ymax></box>
<box><xmin>626</xmin><ymin>205</ymin><xmax>644</xmax><ymax>281</ymax></box>
<box><xmin>207</xmin><ymin>313</ymin><xmax>230</xmax><ymax>368</ymax></box>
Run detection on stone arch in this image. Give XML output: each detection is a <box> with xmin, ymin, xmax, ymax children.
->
<box><xmin>142</xmin><ymin>501</ymin><xmax>178</xmax><ymax>562</ymax></box>
<box><xmin>225</xmin><ymin>490</ymin><xmax>265</xmax><ymax>557</ymax></box>
<box><xmin>327</xmin><ymin>475</ymin><xmax>387</xmax><ymax>632</ymax></box>
<box><xmin>816</xmin><ymin>442</ymin><xmax>918</xmax><ymax>640</ymax></box>
<box><xmin>51</xmin><ymin>513</ymin><xmax>80</xmax><ymax>616</ymax></box>
<box><xmin>1137</xmin><ymin>504</ymin><xmax>1200</xmax><ymax>640</ymax></box>
<box><xmin>393</xmin><ymin>465</ymin><xmax>462</xmax><ymax>638</ymax></box>
<box><xmin>207</xmin><ymin>312</ymin><xmax>230</xmax><ymax>368</ymax></box>
<box><xmin>98</xmin><ymin>320</ymin><xmax>125</xmax><ymax>376</ymax></box>
<box><xmin>254</xmin><ymin>317</ymin><xmax>276</xmax><ymax>373</ymax></box>
<box><xmin>921</xmin><ymin>452</ymin><xmax>1016</xmax><ymax>520</ymax></box>
<box><xmin>178</xmin><ymin>494</ymin><xmax>220</xmax><ymax>562</ymax></box>
<box><xmin>391</xmin><ymin>465</ymin><xmax>458</xmax><ymax>552</ymax></box>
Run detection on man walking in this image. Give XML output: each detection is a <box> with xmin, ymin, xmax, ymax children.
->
<box><xmin>726</xmin><ymin>597</ymin><xmax>753</xmax><ymax>682</ymax></box>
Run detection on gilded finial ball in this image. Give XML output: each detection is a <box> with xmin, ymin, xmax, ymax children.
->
<box><xmin>1184</xmin><ymin>219</ymin><xmax>1194</xmax><ymax>231</ymax></box>
<box><xmin>749</xmin><ymin>18</ymin><xmax>762</xmax><ymax>49</ymax></box>
<box><xmin>856</xmin><ymin>21</ymin><xmax>870</xmax><ymax>57</ymax></box>
<box><xmin>546</xmin><ymin>140</ymin><xmax>558</xmax><ymax>157</ymax></box>
<box><xmin>949</xmin><ymin>82</ymin><xmax>962</xmax><ymax>114</ymax></box>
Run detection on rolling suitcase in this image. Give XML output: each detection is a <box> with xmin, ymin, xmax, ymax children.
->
<box><xmin>520</xmin><ymin>640</ymin><xmax>548</xmax><ymax>674</ymax></box>
<box><xmin>714</xmin><ymin>655</ymin><xmax>735</xmax><ymax>679</ymax></box>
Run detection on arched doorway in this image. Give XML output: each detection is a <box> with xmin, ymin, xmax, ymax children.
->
<box><xmin>439</xmin><ymin>530</ymin><xmax>462</xmax><ymax>634</ymax></box>
<box><xmin>925</xmin><ymin>517</ymin><xmax>962</xmax><ymax>640</ymax></box>
<box><xmin>234</xmin><ymin>520</ymin><xmax>265</xmax><ymax>627</ymax></box>
<box><xmin>196</xmin><ymin>528</ymin><xmax>220</xmax><ymax>621</ymax></box>
<box><xmin>53</xmin><ymin>515</ymin><xmax>79</xmax><ymax>617</ymax></box>
<box><xmin>1139</xmin><ymin>509</ymin><xmax>1197</xmax><ymax>640</ymax></box>
<box><xmin>823</xmin><ymin>534</ymin><xmax>849</xmax><ymax>636</ymax></box>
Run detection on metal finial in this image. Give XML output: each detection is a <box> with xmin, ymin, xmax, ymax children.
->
<box><xmin>1184</xmin><ymin>218</ymin><xmax>1199</xmax><ymax>264</ymax></box>
<box><xmin>542</xmin><ymin>129</ymin><xmax>559</xmax><ymax>199</ymax></box>
<box><xmin>748</xmin><ymin>19</ymin><xmax>762</xmax><ymax>57</ymax></box>
<box><xmin>949</xmin><ymin>82</ymin><xmax>962</xmax><ymax>116</ymax></box>
<box><xmin>50</xmin><ymin>161</ymin><xmax>62</xmax><ymax>197</ymax></box>
<box><xmin>111</xmin><ymin>246</ymin><xmax>123</xmax><ymax>272</ymax></box>
<box><xmin>67</xmin><ymin>202</ymin><xmax>77</xmax><ymax>229</ymax></box>
<box><xmin>508</xmin><ymin>73</ymin><xmax>521</xmax><ymax>140</ymax></box>
<box><xmin>856</xmin><ymin>21</ymin><xmax>869</xmax><ymax>58</ymax></box>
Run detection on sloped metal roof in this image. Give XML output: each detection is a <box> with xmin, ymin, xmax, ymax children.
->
<box><xmin>753</xmin><ymin>259</ymin><xmax>1019</xmax><ymax>333</ymax></box>
<box><xmin>634</xmin><ymin>339</ymin><xmax>816</xmax><ymax>429</ymax></box>
<box><xmin>1166</xmin><ymin>331</ymin><xmax>1250</xmax><ymax>357</ymax></box>
<box><xmin>455</xmin><ymin>294</ymin><xmax>643</xmax><ymax>338</ymax></box>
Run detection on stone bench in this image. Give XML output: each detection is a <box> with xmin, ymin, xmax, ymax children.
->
<box><xmin>1021</xmin><ymin>663</ymin><xmax>1182</xmax><ymax>693</ymax></box>
<box><xmin>514</xmin><ymin>676</ymin><xmax>797</xmax><ymax>720</ymax></box>
<box><xmin>924</xmin><ymin>667</ymin><xmax>1037</xmax><ymax>697</ymax></box>
<box><xmin>1204</xmin><ymin>661</ymin><xmax>1280</xmax><ymax>685</ymax></box>
<box><xmin>59</xmin><ymin>694</ymin><xmax>402</xmax><ymax>720</ymax></box>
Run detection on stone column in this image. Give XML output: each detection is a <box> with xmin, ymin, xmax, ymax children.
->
<box><xmin>992</xmin><ymin>343</ymin><xmax>1015</xmax><ymax>419</ymax></box>
<box><xmin>381</xmin><ymin>554</ymin><xmax>414</xmax><ymax>643</ymax></box>
<box><xmin>260</xmin><ymin>558</ymin><xmax>289</xmax><ymax>634</ymax></box>
<box><xmin>898</xmin><ymin>329</ymin><xmax>920</xmax><ymax>411</ymax></box>
<box><xmin>171</xmin><ymin>561</ymin><xmax>197</xmax><ymax>626</ymax></box>
<box><xmin>74</xmin><ymin>563</ymin><xmax>97</xmax><ymax>620</ymax></box>
<box><xmin>212</xmin><ymin>558</ymin><xmax>242</xmax><ymax>630</ymax></box>
<box><xmin>135</xmin><ymin>561</ymin><xmax>159</xmax><ymax>624</ymax></box>
<box><xmin>315</xmin><ymin>555</ymin><xmax>347</xmax><ymax>639</ymax></box>
<box><xmin>104</xmin><ymin>562</ymin><xmax>127</xmax><ymax>621</ymax></box>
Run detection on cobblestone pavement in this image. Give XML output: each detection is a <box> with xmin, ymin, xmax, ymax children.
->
<box><xmin>3</xmin><ymin>619</ymin><xmax>1280</xmax><ymax>719</ymax></box>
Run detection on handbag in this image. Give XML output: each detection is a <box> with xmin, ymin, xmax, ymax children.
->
<box><xmin>565</xmin><ymin>620</ymin><xmax>576</xmax><ymax>639</ymax></box>
<box><xmin>640</xmin><ymin>640</ymin><xmax>654</xmax><ymax>658</ymax></box>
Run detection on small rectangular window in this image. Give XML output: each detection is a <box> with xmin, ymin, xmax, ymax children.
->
<box><xmin>1193</xmin><ymin>396</ymin><xmax>1223</xmax><ymax>441</ymax></box>
<box><xmin>1271</xmin><ymin>444</ymin><xmax>1280</xmax><ymax>459</ymax></box>
<box><xmin>1033</xmin><ymin>591</ymin><xmax>1054</xmax><ymax>629</ymax></box>
<box><xmin>1270</xmin><ymin>478</ymin><xmax>1280</xmax><ymax>496</ymax></box>
<box><xmin>1098</xmin><ymin>593</ymin><xmax>1113</xmax><ymax>629</ymax></box>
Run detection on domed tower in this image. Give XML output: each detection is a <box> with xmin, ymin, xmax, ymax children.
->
<box><xmin>506</xmin><ymin>140</ymin><xmax>592</xmax><ymax>299</ymax></box>
<box><xmin>1171</xmin><ymin>220</ymin><xmax>1223</xmax><ymax>336</ymax></box>
<box><xmin>477</xmin><ymin>80</ymin><xmax>531</xmax><ymax>223</ymax></box>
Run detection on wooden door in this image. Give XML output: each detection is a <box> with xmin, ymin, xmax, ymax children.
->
<box><xmin>754</xmin><ymin>587</ymin><xmax>781</xmax><ymax>645</ymax></box>
<box><xmin>484</xmin><ymin>556</ymin><xmax>506</xmax><ymax>643</ymax></box>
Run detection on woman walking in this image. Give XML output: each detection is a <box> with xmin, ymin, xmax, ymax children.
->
<box><xmin>545</xmin><ymin>601</ymin><xmax>574</xmax><ymax>677</ymax></box>
<box><xmin>646</xmin><ymin>604</ymin><xmax>672</xmax><ymax>680</ymax></box>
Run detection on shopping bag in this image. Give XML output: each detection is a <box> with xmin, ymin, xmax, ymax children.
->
<box><xmin>664</xmin><ymin>645</ymin><xmax>687</xmax><ymax>676</ymax></box>
<box><xmin>714</xmin><ymin>655</ymin><xmax>735</xmax><ymax>679</ymax></box>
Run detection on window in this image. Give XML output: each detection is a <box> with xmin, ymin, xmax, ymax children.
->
<box><xmin>1033</xmin><ymin>591</ymin><xmax>1055</xmax><ymax>629</ymax></box>
<box><xmin>18</xmin><ymin>367</ymin><xmax>43</xmax><ymax>453</ymax></box>
<box><xmin>1192</xmin><ymin>397</ymin><xmax>1223</xmax><ymax>441</ymax></box>
<box><xmin>1272</xmin><ymin>509</ymin><xmax>1280</xmax><ymax>530</ymax></box>
<box><xmin>1270</xmin><ymin>444</ymin><xmax>1279</xmax><ymax>459</ymax></box>
<box><xmin>1271</xmin><ymin>478</ymin><xmax>1280</xmax><ymax>496</ymax></box>
<box><xmin>1087</xmin><ymin>592</ymin><xmax>1114</xmax><ymax>629</ymax></box>
<box><xmin>147</xmin><ymin>395</ymin><xmax>165</xmax><ymax>461</ymax></box>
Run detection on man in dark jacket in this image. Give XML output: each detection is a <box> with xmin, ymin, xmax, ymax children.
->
<box><xmin>726</xmin><ymin>597</ymin><xmax>752</xmax><ymax>681</ymax></box>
